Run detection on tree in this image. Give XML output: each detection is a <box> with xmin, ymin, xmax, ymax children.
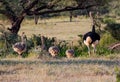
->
<box><xmin>0</xmin><ymin>0</ymin><xmax>113</xmax><ymax>34</ymax></box>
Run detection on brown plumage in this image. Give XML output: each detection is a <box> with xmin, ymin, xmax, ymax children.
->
<box><xmin>48</xmin><ymin>46</ymin><xmax>59</xmax><ymax>57</ymax></box>
<box><xmin>65</xmin><ymin>49</ymin><xmax>74</xmax><ymax>58</ymax></box>
<box><xmin>13</xmin><ymin>32</ymin><xmax>27</xmax><ymax>56</ymax></box>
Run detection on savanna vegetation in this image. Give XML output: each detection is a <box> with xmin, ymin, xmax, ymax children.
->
<box><xmin>0</xmin><ymin>0</ymin><xmax>120</xmax><ymax>57</ymax></box>
<box><xmin>0</xmin><ymin>0</ymin><xmax>120</xmax><ymax>82</ymax></box>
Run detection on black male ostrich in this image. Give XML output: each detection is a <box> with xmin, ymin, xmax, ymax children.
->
<box><xmin>83</xmin><ymin>25</ymin><xmax>100</xmax><ymax>55</ymax></box>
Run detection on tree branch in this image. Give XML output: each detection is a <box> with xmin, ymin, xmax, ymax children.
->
<box><xmin>27</xmin><ymin>4</ymin><xmax>97</xmax><ymax>15</ymax></box>
<box><xmin>0</xmin><ymin>0</ymin><xmax>17</xmax><ymax>23</ymax></box>
<box><xmin>23</xmin><ymin>0</ymin><xmax>38</xmax><ymax>13</ymax></box>
<box><xmin>33</xmin><ymin>0</ymin><xmax>61</xmax><ymax>13</ymax></box>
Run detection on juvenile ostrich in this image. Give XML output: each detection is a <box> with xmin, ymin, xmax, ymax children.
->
<box><xmin>48</xmin><ymin>46</ymin><xmax>59</xmax><ymax>57</ymax></box>
<box><xmin>65</xmin><ymin>49</ymin><xmax>74</xmax><ymax>58</ymax></box>
<box><xmin>83</xmin><ymin>25</ymin><xmax>100</xmax><ymax>55</ymax></box>
<box><xmin>65</xmin><ymin>41</ymin><xmax>75</xmax><ymax>58</ymax></box>
<box><xmin>13</xmin><ymin>32</ymin><xmax>27</xmax><ymax>57</ymax></box>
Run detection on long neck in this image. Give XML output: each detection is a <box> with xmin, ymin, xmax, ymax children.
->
<box><xmin>21</xmin><ymin>34</ymin><xmax>27</xmax><ymax>43</ymax></box>
<box><xmin>92</xmin><ymin>25</ymin><xmax>95</xmax><ymax>33</ymax></box>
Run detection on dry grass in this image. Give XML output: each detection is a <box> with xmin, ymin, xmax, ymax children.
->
<box><xmin>18</xmin><ymin>16</ymin><xmax>92</xmax><ymax>41</ymax></box>
<box><xmin>0</xmin><ymin>58</ymin><xmax>118</xmax><ymax>82</ymax></box>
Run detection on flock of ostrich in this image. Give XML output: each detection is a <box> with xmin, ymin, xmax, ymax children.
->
<box><xmin>0</xmin><ymin>9</ymin><xmax>120</xmax><ymax>58</ymax></box>
<box><xmin>13</xmin><ymin>11</ymin><xmax>102</xmax><ymax>58</ymax></box>
<box><xmin>13</xmin><ymin>24</ymin><xmax>100</xmax><ymax>58</ymax></box>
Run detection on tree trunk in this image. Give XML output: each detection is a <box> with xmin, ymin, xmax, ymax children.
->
<box><xmin>69</xmin><ymin>11</ymin><xmax>73</xmax><ymax>22</ymax></box>
<box><xmin>7</xmin><ymin>16</ymin><xmax>24</xmax><ymax>34</ymax></box>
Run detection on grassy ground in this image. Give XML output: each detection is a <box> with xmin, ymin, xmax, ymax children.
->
<box><xmin>18</xmin><ymin>16</ymin><xmax>92</xmax><ymax>41</ymax></box>
<box><xmin>0</xmin><ymin>57</ymin><xmax>119</xmax><ymax>82</ymax></box>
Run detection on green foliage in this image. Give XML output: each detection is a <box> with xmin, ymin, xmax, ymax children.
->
<box><xmin>74</xmin><ymin>45</ymin><xmax>88</xmax><ymax>57</ymax></box>
<box><xmin>27</xmin><ymin>34</ymin><xmax>55</xmax><ymax>49</ymax></box>
<box><xmin>105</xmin><ymin>23</ymin><xmax>120</xmax><ymax>41</ymax></box>
<box><xmin>31</xmin><ymin>34</ymin><xmax>41</xmax><ymax>47</ymax></box>
<box><xmin>97</xmin><ymin>32</ymin><xmax>118</xmax><ymax>55</ymax></box>
<box><xmin>6</xmin><ymin>33</ymin><xmax>20</xmax><ymax>44</ymax></box>
<box><xmin>101</xmin><ymin>15</ymin><xmax>120</xmax><ymax>41</ymax></box>
<box><xmin>0</xmin><ymin>23</ymin><xmax>20</xmax><ymax>57</ymax></box>
<box><xmin>0</xmin><ymin>32</ymin><xmax>19</xmax><ymax>57</ymax></box>
<box><xmin>0</xmin><ymin>0</ymin><xmax>114</xmax><ymax>19</ymax></box>
<box><xmin>0</xmin><ymin>31</ymin><xmax>119</xmax><ymax>58</ymax></box>
<box><xmin>57</xmin><ymin>41</ymin><xmax>69</xmax><ymax>57</ymax></box>
<box><xmin>99</xmin><ymin>32</ymin><xmax>117</xmax><ymax>47</ymax></box>
<box><xmin>28</xmin><ymin>33</ymin><xmax>111</xmax><ymax>58</ymax></box>
<box><xmin>0</xmin><ymin>15</ymin><xmax>7</xmax><ymax>20</ymax></box>
<box><xmin>110</xmin><ymin>0</ymin><xmax>120</xmax><ymax>16</ymax></box>
<box><xmin>115</xmin><ymin>7</ymin><xmax>120</xmax><ymax>16</ymax></box>
<box><xmin>115</xmin><ymin>66</ymin><xmax>120</xmax><ymax>82</ymax></box>
<box><xmin>101</xmin><ymin>16</ymin><xmax>116</xmax><ymax>24</ymax></box>
<box><xmin>23</xmin><ymin>34</ymin><xmax>56</xmax><ymax>57</ymax></box>
<box><xmin>96</xmin><ymin>46</ymin><xmax>112</xmax><ymax>56</ymax></box>
<box><xmin>77</xmin><ymin>34</ymin><xmax>88</xmax><ymax>57</ymax></box>
<box><xmin>44</xmin><ymin>36</ymin><xmax>56</xmax><ymax>50</ymax></box>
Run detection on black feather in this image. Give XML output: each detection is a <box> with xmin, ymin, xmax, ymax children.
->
<box><xmin>83</xmin><ymin>25</ymin><xmax>100</xmax><ymax>44</ymax></box>
<box><xmin>92</xmin><ymin>25</ymin><xmax>95</xmax><ymax>33</ymax></box>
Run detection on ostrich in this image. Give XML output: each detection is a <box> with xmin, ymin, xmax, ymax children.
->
<box><xmin>13</xmin><ymin>32</ymin><xmax>27</xmax><ymax>57</ymax></box>
<box><xmin>65</xmin><ymin>49</ymin><xmax>74</xmax><ymax>58</ymax></box>
<box><xmin>83</xmin><ymin>25</ymin><xmax>100</xmax><ymax>55</ymax></box>
<box><xmin>65</xmin><ymin>41</ymin><xmax>75</xmax><ymax>58</ymax></box>
<box><xmin>48</xmin><ymin>46</ymin><xmax>59</xmax><ymax>57</ymax></box>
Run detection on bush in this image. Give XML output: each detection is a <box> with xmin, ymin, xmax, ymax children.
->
<box><xmin>0</xmin><ymin>30</ymin><xmax>20</xmax><ymax>57</ymax></box>
<box><xmin>98</xmin><ymin>32</ymin><xmax>118</xmax><ymax>55</ymax></box>
<box><xmin>115</xmin><ymin>67</ymin><xmax>120</xmax><ymax>82</ymax></box>
<box><xmin>0</xmin><ymin>31</ymin><xmax>118</xmax><ymax>58</ymax></box>
<box><xmin>105</xmin><ymin>23</ymin><xmax>120</xmax><ymax>41</ymax></box>
<box><xmin>99</xmin><ymin>32</ymin><xmax>118</xmax><ymax>47</ymax></box>
<box><xmin>101</xmin><ymin>17</ymin><xmax>116</xmax><ymax>24</ymax></box>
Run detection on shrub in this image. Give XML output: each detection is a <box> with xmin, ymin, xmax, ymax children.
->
<box><xmin>0</xmin><ymin>25</ymin><xmax>29</xmax><ymax>57</ymax></box>
<box><xmin>26</xmin><ymin>34</ymin><xmax>57</xmax><ymax>57</ymax></box>
<box><xmin>115</xmin><ymin>66</ymin><xmax>120</xmax><ymax>82</ymax></box>
<box><xmin>57</xmin><ymin>41</ymin><xmax>69</xmax><ymax>57</ymax></box>
<box><xmin>97</xmin><ymin>32</ymin><xmax>118</xmax><ymax>55</ymax></box>
<box><xmin>0</xmin><ymin>29</ymin><xmax>20</xmax><ymax>57</ymax></box>
<box><xmin>101</xmin><ymin>17</ymin><xmax>116</xmax><ymax>24</ymax></box>
<box><xmin>0</xmin><ymin>31</ymin><xmax>118</xmax><ymax>58</ymax></box>
<box><xmin>99</xmin><ymin>32</ymin><xmax>118</xmax><ymax>47</ymax></box>
<box><xmin>105</xmin><ymin>23</ymin><xmax>120</xmax><ymax>41</ymax></box>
